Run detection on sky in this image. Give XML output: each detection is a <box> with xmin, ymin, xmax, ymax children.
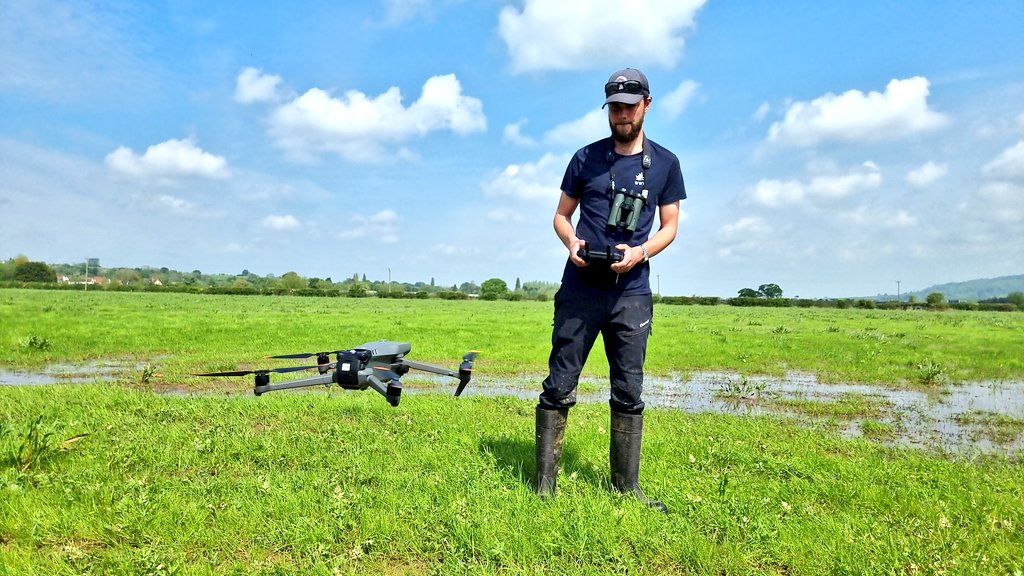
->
<box><xmin>2</xmin><ymin>0</ymin><xmax>1023</xmax><ymax>298</ymax></box>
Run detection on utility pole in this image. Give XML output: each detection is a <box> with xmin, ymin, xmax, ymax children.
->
<box><xmin>84</xmin><ymin>259</ymin><xmax>89</xmax><ymax>291</ymax></box>
<box><xmin>896</xmin><ymin>280</ymin><xmax>901</xmax><ymax>303</ymax></box>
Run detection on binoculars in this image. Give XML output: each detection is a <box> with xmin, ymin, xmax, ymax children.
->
<box><xmin>608</xmin><ymin>187</ymin><xmax>647</xmax><ymax>232</ymax></box>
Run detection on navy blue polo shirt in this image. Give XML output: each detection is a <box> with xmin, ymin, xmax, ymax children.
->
<box><xmin>559</xmin><ymin>136</ymin><xmax>686</xmax><ymax>295</ymax></box>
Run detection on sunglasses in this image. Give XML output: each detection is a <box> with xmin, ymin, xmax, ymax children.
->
<box><xmin>604</xmin><ymin>80</ymin><xmax>648</xmax><ymax>97</ymax></box>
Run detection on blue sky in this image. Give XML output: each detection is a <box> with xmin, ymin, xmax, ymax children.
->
<box><xmin>2</xmin><ymin>0</ymin><xmax>1022</xmax><ymax>297</ymax></box>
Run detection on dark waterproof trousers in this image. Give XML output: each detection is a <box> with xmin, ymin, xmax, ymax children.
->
<box><xmin>539</xmin><ymin>287</ymin><xmax>653</xmax><ymax>414</ymax></box>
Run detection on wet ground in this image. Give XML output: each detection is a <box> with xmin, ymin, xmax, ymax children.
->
<box><xmin>3</xmin><ymin>364</ymin><xmax>1022</xmax><ymax>458</ymax></box>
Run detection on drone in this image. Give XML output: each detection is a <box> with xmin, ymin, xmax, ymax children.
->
<box><xmin>193</xmin><ymin>340</ymin><xmax>477</xmax><ymax>407</ymax></box>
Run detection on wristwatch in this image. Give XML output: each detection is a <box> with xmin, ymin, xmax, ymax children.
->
<box><xmin>641</xmin><ymin>243</ymin><xmax>650</xmax><ymax>262</ymax></box>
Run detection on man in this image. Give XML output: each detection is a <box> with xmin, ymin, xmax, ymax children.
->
<box><xmin>535</xmin><ymin>68</ymin><xmax>685</xmax><ymax>513</ymax></box>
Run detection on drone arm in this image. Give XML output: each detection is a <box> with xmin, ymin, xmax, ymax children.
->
<box><xmin>398</xmin><ymin>359</ymin><xmax>458</xmax><ymax>379</ymax></box>
<box><xmin>254</xmin><ymin>373</ymin><xmax>334</xmax><ymax>396</ymax></box>
<box><xmin>367</xmin><ymin>373</ymin><xmax>402</xmax><ymax>407</ymax></box>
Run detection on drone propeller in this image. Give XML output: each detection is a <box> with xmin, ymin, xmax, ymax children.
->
<box><xmin>264</xmin><ymin>350</ymin><xmax>345</xmax><ymax>360</ymax></box>
<box><xmin>455</xmin><ymin>351</ymin><xmax>478</xmax><ymax>397</ymax></box>
<box><xmin>192</xmin><ymin>365</ymin><xmax>322</xmax><ymax>377</ymax></box>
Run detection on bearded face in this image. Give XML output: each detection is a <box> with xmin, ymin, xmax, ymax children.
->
<box><xmin>608</xmin><ymin>102</ymin><xmax>647</xmax><ymax>144</ymax></box>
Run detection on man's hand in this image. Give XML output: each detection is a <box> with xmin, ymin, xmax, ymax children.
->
<box><xmin>609</xmin><ymin>243</ymin><xmax>643</xmax><ymax>274</ymax></box>
<box><xmin>569</xmin><ymin>238</ymin><xmax>589</xmax><ymax>267</ymax></box>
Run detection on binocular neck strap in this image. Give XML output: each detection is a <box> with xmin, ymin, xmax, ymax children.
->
<box><xmin>608</xmin><ymin>137</ymin><xmax>653</xmax><ymax>191</ymax></box>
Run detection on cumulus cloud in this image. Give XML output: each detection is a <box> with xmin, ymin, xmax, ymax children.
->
<box><xmin>982</xmin><ymin>140</ymin><xmax>1024</xmax><ymax>180</ymax></box>
<box><xmin>906</xmin><ymin>161</ymin><xmax>948</xmax><ymax>188</ymax></box>
<box><xmin>266</xmin><ymin>74</ymin><xmax>485</xmax><ymax>162</ymax></box>
<box><xmin>661</xmin><ymin>80</ymin><xmax>700</xmax><ymax>120</ymax></box>
<box><xmin>262</xmin><ymin>214</ymin><xmax>300</xmax><ymax>231</ymax></box>
<box><xmin>767</xmin><ymin>77</ymin><xmax>949</xmax><ymax>146</ymax></box>
<box><xmin>339</xmin><ymin>209</ymin><xmax>402</xmax><ymax>243</ymax></box>
<box><xmin>716</xmin><ymin>216</ymin><xmax>771</xmax><ymax>258</ymax></box>
<box><xmin>542</xmin><ymin>109</ymin><xmax>607</xmax><ymax>148</ymax></box>
<box><xmin>482</xmin><ymin>153</ymin><xmax>568</xmax><ymax>201</ymax></box>
<box><xmin>235</xmin><ymin>67</ymin><xmax>285</xmax><ymax>103</ymax></box>
<box><xmin>105</xmin><ymin>138</ymin><xmax>229</xmax><ymax>180</ymax></box>
<box><xmin>503</xmin><ymin>120</ymin><xmax>537</xmax><ymax>146</ymax></box>
<box><xmin>158</xmin><ymin>195</ymin><xmax>195</xmax><ymax>213</ymax></box>
<box><xmin>750</xmin><ymin>162</ymin><xmax>882</xmax><ymax>207</ymax></box>
<box><xmin>498</xmin><ymin>0</ymin><xmax>706</xmax><ymax>73</ymax></box>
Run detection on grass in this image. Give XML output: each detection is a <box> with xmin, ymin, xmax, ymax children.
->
<box><xmin>2</xmin><ymin>288</ymin><xmax>1024</xmax><ymax>573</ymax></box>
<box><xmin>956</xmin><ymin>410</ymin><xmax>1024</xmax><ymax>444</ymax></box>
<box><xmin>1</xmin><ymin>384</ymin><xmax>1022</xmax><ymax>575</ymax></box>
<box><xmin>2</xmin><ymin>289</ymin><xmax>1024</xmax><ymax>386</ymax></box>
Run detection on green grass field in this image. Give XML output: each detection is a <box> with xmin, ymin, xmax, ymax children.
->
<box><xmin>2</xmin><ymin>289</ymin><xmax>1023</xmax><ymax>574</ymax></box>
<box><xmin>3</xmin><ymin>289</ymin><xmax>1023</xmax><ymax>386</ymax></box>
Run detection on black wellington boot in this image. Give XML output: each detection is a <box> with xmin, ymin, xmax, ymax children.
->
<box><xmin>535</xmin><ymin>406</ymin><xmax>568</xmax><ymax>498</ymax></box>
<box><xmin>610</xmin><ymin>410</ymin><xmax>668</xmax><ymax>513</ymax></box>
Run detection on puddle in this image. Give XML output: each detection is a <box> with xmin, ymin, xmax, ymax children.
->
<box><xmin>0</xmin><ymin>360</ymin><xmax>145</xmax><ymax>385</ymax></box>
<box><xmin>3</xmin><ymin>364</ymin><xmax>1022</xmax><ymax>457</ymax></box>
<box><xmin>413</xmin><ymin>371</ymin><xmax>1024</xmax><ymax>457</ymax></box>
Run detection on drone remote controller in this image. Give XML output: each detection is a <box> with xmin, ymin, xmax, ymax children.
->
<box><xmin>577</xmin><ymin>244</ymin><xmax>624</xmax><ymax>263</ymax></box>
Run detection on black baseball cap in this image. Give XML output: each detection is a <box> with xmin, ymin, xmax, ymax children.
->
<box><xmin>603</xmin><ymin>68</ymin><xmax>650</xmax><ymax>108</ymax></box>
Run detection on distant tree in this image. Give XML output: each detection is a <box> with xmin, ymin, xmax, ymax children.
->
<box><xmin>14</xmin><ymin>261</ymin><xmax>56</xmax><ymax>283</ymax></box>
<box><xmin>737</xmin><ymin>288</ymin><xmax>760</xmax><ymax>298</ymax></box>
<box><xmin>460</xmin><ymin>281</ymin><xmax>480</xmax><ymax>295</ymax></box>
<box><xmin>480</xmin><ymin>278</ymin><xmax>509</xmax><ymax>300</ymax></box>
<box><xmin>758</xmin><ymin>283</ymin><xmax>783</xmax><ymax>298</ymax></box>
<box><xmin>1008</xmin><ymin>291</ymin><xmax>1024</xmax><ymax>311</ymax></box>
<box><xmin>348</xmin><ymin>282</ymin><xmax>367</xmax><ymax>297</ymax></box>
<box><xmin>279</xmin><ymin>271</ymin><xmax>306</xmax><ymax>291</ymax></box>
<box><xmin>926</xmin><ymin>292</ymin><xmax>946</xmax><ymax>307</ymax></box>
<box><xmin>114</xmin><ymin>268</ymin><xmax>141</xmax><ymax>285</ymax></box>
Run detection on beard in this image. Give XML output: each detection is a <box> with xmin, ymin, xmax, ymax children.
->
<box><xmin>609</xmin><ymin>115</ymin><xmax>644</xmax><ymax>144</ymax></box>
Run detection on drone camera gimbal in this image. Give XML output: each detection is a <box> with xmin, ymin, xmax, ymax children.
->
<box><xmin>194</xmin><ymin>340</ymin><xmax>476</xmax><ymax>407</ymax></box>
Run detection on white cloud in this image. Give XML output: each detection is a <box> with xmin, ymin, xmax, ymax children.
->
<box><xmin>750</xmin><ymin>178</ymin><xmax>804</xmax><ymax>208</ymax></box>
<box><xmin>498</xmin><ymin>0</ymin><xmax>706</xmax><ymax>73</ymax></box>
<box><xmin>884</xmin><ymin>210</ymin><xmax>918</xmax><ymax>228</ymax></box>
<box><xmin>158</xmin><ymin>195</ymin><xmax>195</xmax><ymax>212</ymax></box>
<box><xmin>105</xmin><ymin>138</ymin><xmax>229</xmax><ymax>180</ymax></box>
<box><xmin>975</xmin><ymin>182</ymin><xmax>1024</xmax><ymax>223</ymax></box>
<box><xmin>752</xmin><ymin>102</ymin><xmax>771</xmax><ymax>122</ymax></box>
<box><xmin>503</xmin><ymin>120</ymin><xmax>537</xmax><ymax>146</ymax></box>
<box><xmin>382</xmin><ymin>0</ymin><xmax>431</xmax><ymax>24</ymax></box>
<box><xmin>482</xmin><ymin>153</ymin><xmax>568</xmax><ymax>202</ymax></box>
<box><xmin>661</xmin><ymin>80</ymin><xmax>700</xmax><ymax>120</ymax></box>
<box><xmin>716</xmin><ymin>216</ymin><xmax>771</xmax><ymax>259</ymax></box>
<box><xmin>235</xmin><ymin>67</ymin><xmax>285</xmax><ymax>104</ymax></box>
<box><xmin>267</xmin><ymin>74</ymin><xmax>486</xmax><ymax>162</ymax></box>
<box><xmin>338</xmin><ymin>210</ymin><xmax>402</xmax><ymax>243</ymax></box>
<box><xmin>542</xmin><ymin>109</ymin><xmax>607</xmax><ymax>148</ymax></box>
<box><xmin>262</xmin><ymin>214</ymin><xmax>300</xmax><ymax>231</ymax></box>
<box><xmin>486</xmin><ymin>207</ymin><xmax>528</xmax><ymax>223</ymax></box>
<box><xmin>906</xmin><ymin>161</ymin><xmax>948</xmax><ymax>188</ymax></box>
<box><xmin>750</xmin><ymin>163</ymin><xmax>882</xmax><ymax>207</ymax></box>
<box><xmin>982</xmin><ymin>140</ymin><xmax>1024</xmax><ymax>180</ymax></box>
<box><xmin>767</xmin><ymin>77</ymin><xmax>949</xmax><ymax>146</ymax></box>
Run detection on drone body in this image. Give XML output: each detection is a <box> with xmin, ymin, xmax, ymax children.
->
<box><xmin>194</xmin><ymin>340</ymin><xmax>476</xmax><ymax>407</ymax></box>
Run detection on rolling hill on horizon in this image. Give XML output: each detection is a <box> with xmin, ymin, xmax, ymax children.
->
<box><xmin>870</xmin><ymin>274</ymin><xmax>1024</xmax><ymax>302</ymax></box>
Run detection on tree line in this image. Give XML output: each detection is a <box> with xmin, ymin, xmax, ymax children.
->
<box><xmin>3</xmin><ymin>256</ymin><xmax>1022</xmax><ymax>311</ymax></box>
<box><xmin>0</xmin><ymin>256</ymin><xmax>560</xmax><ymax>301</ymax></box>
